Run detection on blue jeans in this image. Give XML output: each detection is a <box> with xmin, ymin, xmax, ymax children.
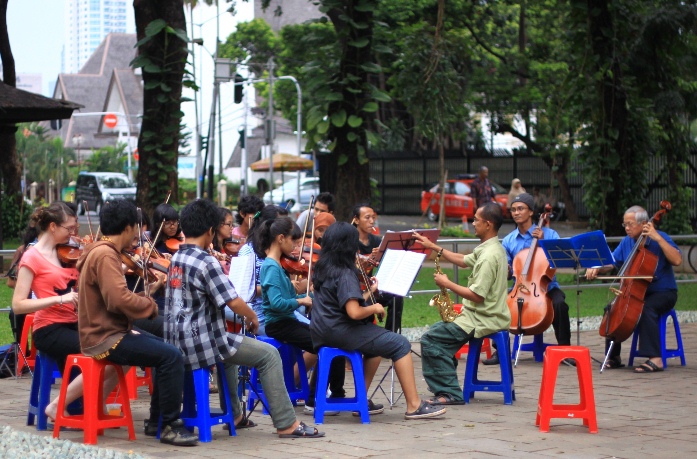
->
<box><xmin>221</xmin><ymin>335</ymin><xmax>296</xmax><ymax>431</ymax></box>
<box><xmin>105</xmin><ymin>330</ymin><xmax>184</xmax><ymax>426</ymax></box>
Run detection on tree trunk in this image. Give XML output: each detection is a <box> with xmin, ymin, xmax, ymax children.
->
<box><xmin>325</xmin><ymin>1</ymin><xmax>374</xmax><ymax>220</ymax></box>
<box><xmin>133</xmin><ymin>0</ymin><xmax>186</xmax><ymax>216</ymax></box>
<box><xmin>0</xmin><ymin>0</ymin><xmax>21</xmax><ymax>198</ymax></box>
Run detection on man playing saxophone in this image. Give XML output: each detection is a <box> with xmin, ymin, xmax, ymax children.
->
<box><xmin>412</xmin><ymin>203</ymin><xmax>510</xmax><ymax>405</ymax></box>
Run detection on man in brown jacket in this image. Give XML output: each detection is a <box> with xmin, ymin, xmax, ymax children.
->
<box><xmin>77</xmin><ymin>199</ymin><xmax>198</xmax><ymax>447</ymax></box>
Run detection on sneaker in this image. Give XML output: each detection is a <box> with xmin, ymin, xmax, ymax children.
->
<box><xmin>143</xmin><ymin>419</ymin><xmax>158</xmax><ymax>437</ymax></box>
<box><xmin>482</xmin><ymin>351</ymin><xmax>499</xmax><ymax>366</ymax></box>
<box><xmin>303</xmin><ymin>405</ymin><xmax>339</xmax><ymax>416</ymax></box>
<box><xmin>353</xmin><ymin>399</ymin><xmax>384</xmax><ymax>416</ymax></box>
<box><xmin>160</xmin><ymin>419</ymin><xmax>199</xmax><ymax>446</ymax></box>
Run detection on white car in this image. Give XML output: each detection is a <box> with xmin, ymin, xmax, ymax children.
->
<box><xmin>262</xmin><ymin>177</ymin><xmax>320</xmax><ymax>212</ymax></box>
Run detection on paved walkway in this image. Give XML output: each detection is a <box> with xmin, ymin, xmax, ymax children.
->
<box><xmin>1</xmin><ymin>324</ymin><xmax>696</xmax><ymax>459</ymax></box>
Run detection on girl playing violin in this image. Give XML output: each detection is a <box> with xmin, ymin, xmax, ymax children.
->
<box><xmin>11</xmin><ymin>202</ymin><xmax>120</xmax><ymax>421</ymax></box>
<box><xmin>311</xmin><ymin>222</ymin><xmax>446</xmax><ymax>420</ymax></box>
<box><xmin>255</xmin><ymin>216</ymin><xmax>345</xmax><ymax>414</ymax></box>
<box><xmin>229</xmin><ymin>195</ymin><xmax>264</xmax><ymax>255</ymax></box>
<box><xmin>152</xmin><ymin>203</ymin><xmax>182</xmax><ymax>258</ymax></box>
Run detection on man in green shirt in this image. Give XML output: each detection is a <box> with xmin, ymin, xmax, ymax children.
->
<box><xmin>413</xmin><ymin>203</ymin><xmax>510</xmax><ymax>405</ymax></box>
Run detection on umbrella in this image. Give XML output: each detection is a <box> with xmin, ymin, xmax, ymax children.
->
<box><xmin>249</xmin><ymin>153</ymin><xmax>314</xmax><ymax>172</ymax></box>
<box><xmin>250</xmin><ymin>153</ymin><xmax>314</xmax><ymax>206</ymax></box>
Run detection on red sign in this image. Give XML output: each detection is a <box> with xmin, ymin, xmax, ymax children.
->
<box><xmin>104</xmin><ymin>113</ymin><xmax>118</xmax><ymax>129</ymax></box>
<box><xmin>133</xmin><ymin>149</ymin><xmax>139</xmax><ymax>161</ymax></box>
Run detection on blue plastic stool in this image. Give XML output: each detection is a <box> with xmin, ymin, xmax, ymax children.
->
<box><xmin>511</xmin><ymin>333</ymin><xmax>553</xmax><ymax>362</ymax></box>
<box><xmin>314</xmin><ymin>348</ymin><xmax>369</xmax><ymax>424</ymax></box>
<box><xmin>181</xmin><ymin>361</ymin><xmax>236</xmax><ymax>442</ymax></box>
<box><xmin>246</xmin><ymin>336</ymin><xmax>310</xmax><ymax>415</ymax></box>
<box><xmin>628</xmin><ymin>309</ymin><xmax>686</xmax><ymax>368</ymax></box>
<box><xmin>463</xmin><ymin>330</ymin><xmax>516</xmax><ymax>405</ymax></box>
<box><xmin>27</xmin><ymin>351</ymin><xmax>57</xmax><ymax>430</ymax></box>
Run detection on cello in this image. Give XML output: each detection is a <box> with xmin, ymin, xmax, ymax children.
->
<box><xmin>599</xmin><ymin>201</ymin><xmax>671</xmax><ymax>351</ymax></box>
<box><xmin>508</xmin><ymin>204</ymin><xmax>555</xmax><ymax>360</ymax></box>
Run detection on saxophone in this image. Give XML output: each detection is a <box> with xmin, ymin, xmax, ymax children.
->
<box><xmin>429</xmin><ymin>250</ymin><xmax>457</xmax><ymax>323</ymax></box>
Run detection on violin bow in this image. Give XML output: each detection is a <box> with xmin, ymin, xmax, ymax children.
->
<box><xmin>144</xmin><ymin>190</ymin><xmax>173</xmax><ymax>266</ymax></box>
<box><xmin>305</xmin><ymin>214</ymin><xmax>317</xmax><ymax>297</ymax></box>
<box><xmin>356</xmin><ymin>254</ymin><xmax>381</xmax><ymax>322</ymax></box>
<box><xmin>83</xmin><ymin>200</ymin><xmax>95</xmax><ymax>240</ymax></box>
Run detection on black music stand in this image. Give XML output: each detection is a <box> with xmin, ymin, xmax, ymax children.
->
<box><xmin>538</xmin><ymin>231</ymin><xmax>614</xmax><ymax>351</ymax></box>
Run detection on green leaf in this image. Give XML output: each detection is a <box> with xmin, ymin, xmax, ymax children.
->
<box><xmin>346</xmin><ymin>132</ymin><xmax>358</xmax><ymax>142</ymax></box>
<box><xmin>307</xmin><ymin>113</ymin><xmax>324</xmax><ymax>131</ymax></box>
<box><xmin>337</xmin><ymin>153</ymin><xmax>348</xmax><ymax>166</ymax></box>
<box><xmin>324</xmin><ymin>92</ymin><xmax>344</xmax><ymax>102</ymax></box>
<box><xmin>348</xmin><ymin>38</ymin><xmax>370</xmax><ymax>48</ymax></box>
<box><xmin>317</xmin><ymin>120</ymin><xmax>330</xmax><ymax>134</ymax></box>
<box><xmin>366</xmin><ymin>130</ymin><xmax>381</xmax><ymax>146</ymax></box>
<box><xmin>348</xmin><ymin>115</ymin><xmax>363</xmax><ymax>128</ymax></box>
<box><xmin>144</xmin><ymin>80</ymin><xmax>161</xmax><ymax>90</ymax></box>
<box><xmin>157</xmin><ymin>94</ymin><xmax>168</xmax><ymax>104</ymax></box>
<box><xmin>145</xmin><ymin>19</ymin><xmax>167</xmax><ymax>38</ymax></box>
<box><xmin>331</xmin><ymin>110</ymin><xmax>347</xmax><ymax>127</ymax></box>
<box><xmin>362</xmin><ymin>102</ymin><xmax>378</xmax><ymax>113</ymax></box>
<box><xmin>354</xmin><ymin>1</ymin><xmax>375</xmax><ymax>13</ymax></box>
<box><xmin>371</xmin><ymin>88</ymin><xmax>391</xmax><ymax>102</ymax></box>
<box><xmin>130</xmin><ymin>55</ymin><xmax>150</xmax><ymax>69</ymax></box>
<box><xmin>144</xmin><ymin>64</ymin><xmax>163</xmax><ymax>74</ymax></box>
<box><xmin>360</xmin><ymin>62</ymin><xmax>382</xmax><ymax>73</ymax></box>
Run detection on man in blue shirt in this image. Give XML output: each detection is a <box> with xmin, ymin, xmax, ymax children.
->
<box><xmin>483</xmin><ymin>193</ymin><xmax>570</xmax><ymax>365</ymax></box>
<box><xmin>586</xmin><ymin>205</ymin><xmax>682</xmax><ymax>372</ymax></box>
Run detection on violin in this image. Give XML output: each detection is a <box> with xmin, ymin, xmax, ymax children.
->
<box><xmin>165</xmin><ymin>234</ymin><xmax>185</xmax><ymax>254</ymax></box>
<box><xmin>223</xmin><ymin>237</ymin><xmax>244</xmax><ymax>257</ymax></box>
<box><xmin>355</xmin><ymin>254</ymin><xmax>382</xmax><ymax>322</ymax></box>
<box><xmin>507</xmin><ymin>204</ymin><xmax>555</xmax><ymax>337</ymax></box>
<box><xmin>280</xmin><ymin>241</ymin><xmax>321</xmax><ymax>277</ymax></box>
<box><xmin>599</xmin><ymin>201</ymin><xmax>671</xmax><ymax>343</ymax></box>
<box><xmin>57</xmin><ymin>236</ymin><xmax>86</xmax><ymax>267</ymax></box>
<box><xmin>357</xmin><ymin>253</ymin><xmax>378</xmax><ymax>276</ymax></box>
<box><xmin>121</xmin><ymin>249</ymin><xmax>168</xmax><ymax>283</ymax></box>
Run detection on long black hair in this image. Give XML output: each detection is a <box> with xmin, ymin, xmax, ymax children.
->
<box><xmin>252</xmin><ymin>215</ymin><xmax>302</xmax><ymax>259</ymax></box>
<box><xmin>246</xmin><ymin>205</ymin><xmax>288</xmax><ymax>247</ymax></box>
<box><xmin>313</xmin><ymin>221</ymin><xmax>360</xmax><ymax>290</ymax></box>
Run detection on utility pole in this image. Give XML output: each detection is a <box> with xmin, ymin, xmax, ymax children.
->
<box><xmin>266</xmin><ymin>58</ymin><xmax>275</xmax><ymax>192</ymax></box>
<box><xmin>207</xmin><ymin>81</ymin><xmax>218</xmax><ymax>201</ymax></box>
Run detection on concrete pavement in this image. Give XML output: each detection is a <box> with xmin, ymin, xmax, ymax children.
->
<box><xmin>1</xmin><ymin>324</ymin><xmax>695</xmax><ymax>458</ymax></box>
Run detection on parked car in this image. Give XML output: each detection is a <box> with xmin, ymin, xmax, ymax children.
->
<box><xmin>262</xmin><ymin>177</ymin><xmax>320</xmax><ymax>213</ymax></box>
<box><xmin>75</xmin><ymin>172</ymin><xmax>136</xmax><ymax>215</ymax></box>
<box><xmin>420</xmin><ymin>174</ymin><xmax>509</xmax><ymax>221</ymax></box>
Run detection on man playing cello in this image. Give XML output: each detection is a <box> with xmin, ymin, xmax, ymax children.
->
<box><xmin>586</xmin><ymin>205</ymin><xmax>682</xmax><ymax>372</ymax></box>
<box><xmin>483</xmin><ymin>192</ymin><xmax>571</xmax><ymax>365</ymax></box>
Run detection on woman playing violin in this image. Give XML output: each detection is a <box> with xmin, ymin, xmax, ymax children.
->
<box><xmin>152</xmin><ymin>203</ymin><xmax>182</xmax><ymax>258</ymax></box>
<box><xmin>11</xmin><ymin>202</ymin><xmax>120</xmax><ymax>421</ymax></box>
<box><xmin>586</xmin><ymin>205</ymin><xmax>682</xmax><ymax>373</ymax></box>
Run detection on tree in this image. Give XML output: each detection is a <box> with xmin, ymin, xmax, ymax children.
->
<box><xmin>132</xmin><ymin>0</ymin><xmax>190</xmax><ymax>216</ymax></box>
<box><xmin>0</xmin><ymin>0</ymin><xmax>21</xmax><ymax>198</ymax></box>
<box><xmin>86</xmin><ymin>144</ymin><xmax>128</xmax><ymax>173</ymax></box>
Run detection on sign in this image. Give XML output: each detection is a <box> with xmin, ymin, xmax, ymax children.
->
<box><xmin>104</xmin><ymin>113</ymin><xmax>118</xmax><ymax>129</ymax></box>
<box><xmin>178</xmin><ymin>156</ymin><xmax>196</xmax><ymax>179</ymax></box>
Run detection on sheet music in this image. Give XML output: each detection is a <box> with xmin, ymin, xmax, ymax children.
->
<box><xmin>375</xmin><ymin>249</ymin><xmax>426</xmax><ymax>297</ymax></box>
<box><xmin>375</xmin><ymin>229</ymin><xmax>440</xmax><ymax>262</ymax></box>
<box><xmin>228</xmin><ymin>255</ymin><xmax>256</xmax><ymax>302</ymax></box>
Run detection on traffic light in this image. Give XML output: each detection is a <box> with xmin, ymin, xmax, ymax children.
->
<box><xmin>238</xmin><ymin>127</ymin><xmax>245</xmax><ymax>149</ymax></box>
<box><xmin>234</xmin><ymin>73</ymin><xmax>245</xmax><ymax>104</ymax></box>
<box><xmin>200</xmin><ymin>135</ymin><xmax>208</xmax><ymax>152</ymax></box>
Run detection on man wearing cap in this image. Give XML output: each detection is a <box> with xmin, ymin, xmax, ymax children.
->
<box><xmin>483</xmin><ymin>192</ymin><xmax>571</xmax><ymax>365</ymax></box>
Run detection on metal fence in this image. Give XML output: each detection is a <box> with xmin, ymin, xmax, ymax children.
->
<box><xmin>369</xmin><ymin>150</ymin><xmax>697</xmax><ymax>222</ymax></box>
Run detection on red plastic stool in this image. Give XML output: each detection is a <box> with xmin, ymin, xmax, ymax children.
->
<box><xmin>452</xmin><ymin>305</ymin><xmax>492</xmax><ymax>360</ymax></box>
<box><xmin>108</xmin><ymin>367</ymin><xmax>153</xmax><ymax>401</ymax></box>
<box><xmin>19</xmin><ymin>313</ymin><xmax>37</xmax><ymax>371</ymax></box>
<box><xmin>53</xmin><ymin>354</ymin><xmax>135</xmax><ymax>445</ymax></box>
<box><xmin>536</xmin><ymin>346</ymin><xmax>598</xmax><ymax>433</ymax></box>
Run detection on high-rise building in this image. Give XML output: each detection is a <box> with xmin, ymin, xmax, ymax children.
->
<box><xmin>63</xmin><ymin>0</ymin><xmax>128</xmax><ymax>74</ymax></box>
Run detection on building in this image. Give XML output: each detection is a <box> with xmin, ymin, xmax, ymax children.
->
<box><xmin>63</xmin><ymin>0</ymin><xmax>128</xmax><ymax>74</ymax></box>
<box><xmin>15</xmin><ymin>73</ymin><xmax>42</xmax><ymax>95</ymax></box>
<box><xmin>53</xmin><ymin>33</ymin><xmax>142</xmax><ymax>177</ymax></box>
<box><xmin>254</xmin><ymin>0</ymin><xmax>322</xmax><ymax>32</ymax></box>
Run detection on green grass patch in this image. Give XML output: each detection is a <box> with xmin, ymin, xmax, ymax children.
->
<box><xmin>0</xmin><ymin>278</ymin><xmax>16</xmax><ymax>344</ymax></box>
<box><xmin>401</xmin><ymin>267</ymin><xmax>697</xmax><ymax>328</ymax></box>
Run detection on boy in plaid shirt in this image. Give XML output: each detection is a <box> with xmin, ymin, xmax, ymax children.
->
<box><xmin>165</xmin><ymin>199</ymin><xmax>324</xmax><ymax>438</ymax></box>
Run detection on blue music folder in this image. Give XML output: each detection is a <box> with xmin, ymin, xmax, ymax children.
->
<box><xmin>538</xmin><ymin>230</ymin><xmax>614</xmax><ymax>269</ymax></box>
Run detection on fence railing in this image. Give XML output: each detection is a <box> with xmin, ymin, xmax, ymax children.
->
<box><xmin>407</xmin><ymin>235</ymin><xmax>697</xmax><ymax>303</ymax></box>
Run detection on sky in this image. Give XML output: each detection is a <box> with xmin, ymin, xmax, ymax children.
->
<box><xmin>5</xmin><ymin>0</ymin><xmax>254</xmax><ymax>175</ymax></box>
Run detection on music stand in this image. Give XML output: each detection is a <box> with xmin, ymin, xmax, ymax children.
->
<box><xmin>538</xmin><ymin>231</ymin><xmax>614</xmax><ymax>348</ymax></box>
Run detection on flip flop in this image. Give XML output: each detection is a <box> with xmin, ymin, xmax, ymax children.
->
<box><xmin>429</xmin><ymin>393</ymin><xmax>465</xmax><ymax>406</ymax></box>
<box><xmin>634</xmin><ymin>359</ymin><xmax>663</xmax><ymax>373</ymax></box>
<box><xmin>603</xmin><ymin>358</ymin><xmax>625</xmax><ymax>370</ymax></box>
<box><xmin>278</xmin><ymin>421</ymin><xmax>325</xmax><ymax>438</ymax></box>
<box><xmin>235</xmin><ymin>417</ymin><xmax>257</xmax><ymax>429</ymax></box>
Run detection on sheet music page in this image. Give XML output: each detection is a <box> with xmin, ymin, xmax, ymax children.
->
<box><xmin>375</xmin><ymin>249</ymin><xmax>426</xmax><ymax>297</ymax></box>
<box><xmin>228</xmin><ymin>255</ymin><xmax>256</xmax><ymax>302</ymax></box>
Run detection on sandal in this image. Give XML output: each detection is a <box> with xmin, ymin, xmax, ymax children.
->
<box><xmin>429</xmin><ymin>393</ymin><xmax>465</xmax><ymax>406</ymax></box>
<box><xmin>405</xmin><ymin>401</ymin><xmax>447</xmax><ymax>420</ymax></box>
<box><xmin>634</xmin><ymin>359</ymin><xmax>663</xmax><ymax>373</ymax></box>
<box><xmin>224</xmin><ymin>416</ymin><xmax>257</xmax><ymax>430</ymax></box>
<box><xmin>603</xmin><ymin>358</ymin><xmax>625</xmax><ymax>370</ymax></box>
<box><xmin>278</xmin><ymin>421</ymin><xmax>325</xmax><ymax>438</ymax></box>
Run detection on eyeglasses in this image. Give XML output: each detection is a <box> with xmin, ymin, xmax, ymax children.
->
<box><xmin>221</xmin><ymin>222</ymin><xmax>233</xmax><ymax>227</ymax></box>
<box><xmin>621</xmin><ymin>221</ymin><xmax>640</xmax><ymax>228</ymax></box>
<box><xmin>59</xmin><ymin>224</ymin><xmax>79</xmax><ymax>233</ymax></box>
<box><xmin>164</xmin><ymin>220</ymin><xmax>179</xmax><ymax>227</ymax></box>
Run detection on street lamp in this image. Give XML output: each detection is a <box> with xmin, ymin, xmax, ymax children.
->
<box><xmin>72</xmin><ymin>134</ymin><xmax>83</xmax><ymax>169</ymax></box>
